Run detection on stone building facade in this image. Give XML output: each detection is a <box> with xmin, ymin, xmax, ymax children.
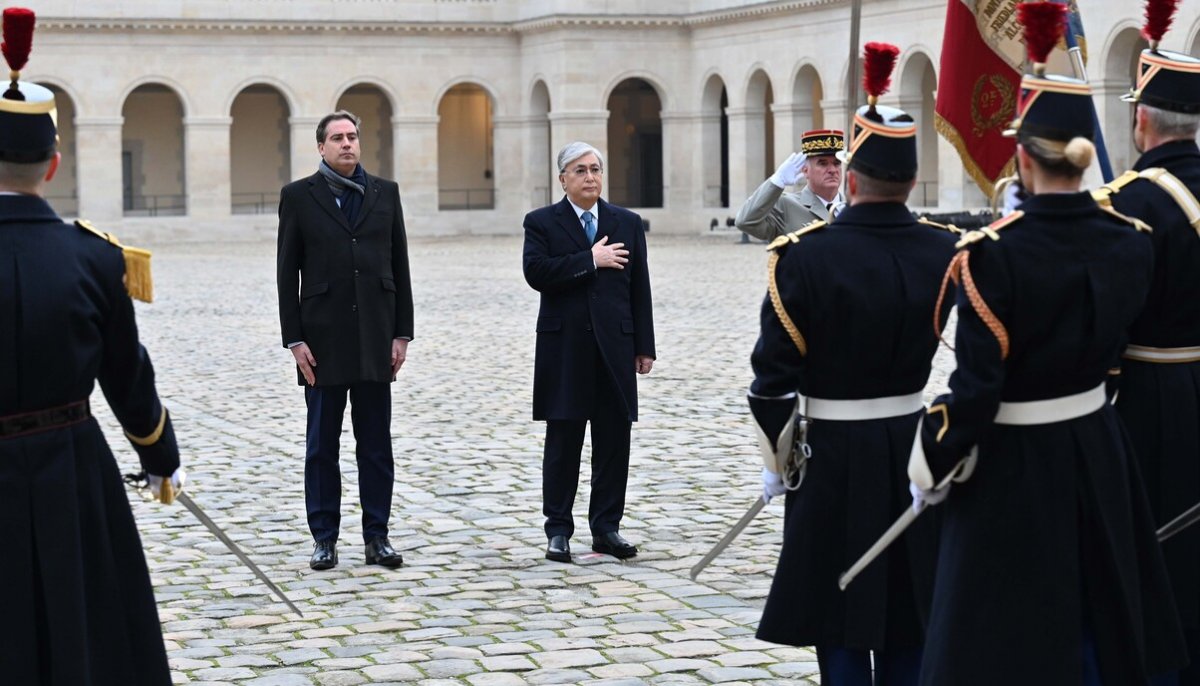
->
<box><xmin>20</xmin><ymin>0</ymin><xmax>1200</xmax><ymax>236</ymax></box>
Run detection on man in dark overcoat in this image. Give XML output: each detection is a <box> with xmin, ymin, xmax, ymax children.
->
<box><xmin>522</xmin><ymin>141</ymin><xmax>655</xmax><ymax>563</ymax></box>
<box><xmin>748</xmin><ymin>57</ymin><xmax>956</xmax><ymax>684</ymax></box>
<box><xmin>277</xmin><ymin>110</ymin><xmax>413</xmax><ymax>570</ymax></box>
<box><xmin>0</xmin><ymin>9</ymin><xmax>182</xmax><ymax>682</ymax></box>
<box><xmin>1096</xmin><ymin>36</ymin><xmax>1200</xmax><ymax>685</ymax></box>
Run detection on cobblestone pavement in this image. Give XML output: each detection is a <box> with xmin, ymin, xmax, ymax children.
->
<box><xmin>94</xmin><ymin>232</ymin><xmax>958</xmax><ymax>686</ymax></box>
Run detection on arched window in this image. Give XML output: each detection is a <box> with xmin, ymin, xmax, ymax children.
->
<box><xmin>791</xmin><ymin>65</ymin><xmax>824</xmax><ymax>146</ymax></box>
<box><xmin>606</xmin><ymin>78</ymin><xmax>663</xmax><ymax>208</ymax></box>
<box><xmin>900</xmin><ymin>53</ymin><xmax>938</xmax><ymax>207</ymax></box>
<box><xmin>121</xmin><ymin>84</ymin><xmax>186</xmax><ymax>216</ymax></box>
<box><xmin>229</xmin><ymin>85</ymin><xmax>291</xmax><ymax>214</ymax></box>
<box><xmin>745</xmin><ymin>70</ymin><xmax>775</xmax><ymax>182</ymax></box>
<box><xmin>701</xmin><ymin>75</ymin><xmax>729</xmax><ymax>207</ymax></box>
<box><xmin>337</xmin><ymin>84</ymin><xmax>395</xmax><ymax>180</ymax></box>
<box><xmin>40</xmin><ymin>84</ymin><xmax>77</xmax><ymax>217</ymax></box>
<box><xmin>529</xmin><ymin>80</ymin><xmax>552</xmax><ymax>207</ymax></box>
<box><xmin>438</xmin><ymin>83</ymin><xmax>495</xmax><ymax>210</ymax></box>
<box><xmin>1105</xmin><ymin>28</ymin><xmax>1150</xmax><ymax>172</ymax></box>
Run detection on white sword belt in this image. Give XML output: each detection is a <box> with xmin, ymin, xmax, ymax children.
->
<box><xmin>804</xmin><ymin>391</ymin><xmax>924</xmax><ymax>421</ymax></box>
<box><xmin>993</xmin><ymin>383</ymin><xmax>1106</xmax><ymax>426</ymax></box>
<box><xmin>1123</xmin><ymin>344</ymin><xmax>1200</xmax><ymax>364</ymax></box>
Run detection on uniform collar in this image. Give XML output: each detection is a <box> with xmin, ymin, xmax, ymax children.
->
<box><xmin>1017</xmin><ymin>190</ymin><xmax>1097</xmax><ymax>215</ymax></box>
<box><xmin>0</xmin><ymin>193</ymin><xmax>59</xmax><ymax>223</ymax></box>
<box><xmin>833</xmin><ymin>201</ymin><xmax>914</xmax><ymax>226</ymax></box>
<box><xmin>1133</xmin><ymin>139</ymin><xmax>1200</xmax><ymax>171</ymax></box>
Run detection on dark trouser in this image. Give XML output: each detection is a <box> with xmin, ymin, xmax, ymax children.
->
<box><xmin>304</xmin><ymin>382</ymin><xmax>393</xmax><ymax>544</ymax></box>
<box><xmin>542</xmin><ymin>363</ymin><xmax>631</xmax><ymax>539</ymax></box>
<box><xmin>816</xmin><ymin>646</ymin><xmax>921</xmax><ymax>686</ymax></box>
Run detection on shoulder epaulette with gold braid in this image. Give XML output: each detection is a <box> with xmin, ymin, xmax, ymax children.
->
<box><xmin>1091</xmin><ymin>170</ymin><xmax>1140</xmax><ymax>205</ymax></box>
<box><xmin>765</xmin><ymin>220</ymin><xmax>827</xmax><ymax>356</ymax></box>
<box><xmin>954</xmin><ymin>210</ymin><xmax>1023</xmax><ymax>249</ymax></box>
<box><xmin>1098</xmin><ymin>204</ymin><xmax>1152</xmax><ymax>233</ymax></box>
<box><xmin>75</xmin><ymin>220</ymin><xmax>154</xmax><ymax>303</ymax></box>
<box><xmin>766</xmin><ymin>219</ymin><xmax>827</xmax><ymax>252</ymax></box>
<box><xmin>917</xmin><ymin>216</ymin><xmax>963</xmax><ymax>235</ymax></box>
<box><xmin>1094</xmin><ymin>167</ymin><xmax>1200</xmax><ymax>234</ymax></box>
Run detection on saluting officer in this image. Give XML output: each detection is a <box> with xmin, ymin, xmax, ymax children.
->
<box><xmin>0</xmin><ymin>7</ymin><xmax>182</xmax><ymax>684</ymax></box>
<box><xmin>908</xmin><ymin>4</ymin><xmax>1188</xmax><ymax>684</ymax></box>
<box><xmin>749</xmin><ymin>43</ymin><xmax>956</xmax><ymax>685</ymax></box>
<box><xmin>735</xmin><ymin>129</ymin><xmax>846</xmax><ymax>241</ymax></box>
<box><xmin>1093</xmin><ymin>3</ymin><xmax>1200</xmax><ymax>681</ymax></box>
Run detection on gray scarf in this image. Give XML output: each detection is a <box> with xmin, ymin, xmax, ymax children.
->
<box><xmin>318</xmin><ymin>159</ymin><xmax>365</xmax><ymax>199</ymax></box>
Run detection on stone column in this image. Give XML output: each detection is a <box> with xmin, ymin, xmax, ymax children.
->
<box><xmin>547</xmin><ymin>110</ymin><xmax>609</xmax><ymax>168</ymax></box>
<box><xmin>771</xmin><ymin>103</ymin><xmax>809</xmax><ymax>163</ymax></box>
<box><xmin>660</xmin><ymin>110</ymin><xmax>699</xmax><ymax>213</ymax></box>
<box><xmin>491</xmin><ymin>115</ymin><xmax>527</xmax><ymax>218</ymax></box>
<box><xmin>522</xmin><ymin>115</ymin><xmax>554</xmax><ymax>209</ymax></box>
<box><xmin>183</xmin><ymin>116</ymin><xmax>232</xmax><ymax>220</ymax></box>
<box><xmin>74</xmin><ymin>116</ymin><xmax>124</xmax><ymax>222</ymax></box>
<box><xmin>392</xmin><ymin>115</ymin><xmax>440</xmax><ymax>222</ymax></box>
<box><xmin>725</xmin><ymin>105</ymin><xmax>765</xmax><ymax>203</ymax></box>
<box><xmin>289</xmin><ymin>116</ymin><xmax>322</xmax><ymax>183</ymax></box>
<box><xmin>695</xmin><ymin>112</ymin><xmax>724</xmax><ymax>208</ymax></box>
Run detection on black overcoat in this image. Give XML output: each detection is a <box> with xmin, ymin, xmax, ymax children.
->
<box><xmin>522</xmin><ymin>197</ymin><xmax>655</xmax><ymax>421</ymax></box>
<box><xmin>1109</xmin><ymin>140</ymin><xmax>1200</xmax><ymax>651</ymax></box>
<box><xmin>277</xmin><ymin>171</ymin><xmax>414</xmax><ymax>387</ymax></box>
<box><xmin>0</xmin><ymin>194</ymin><xmax>179</xmax><ymax>685</ymax></box>
<box><xmin>750</xmin><ymin>202</ymin><xmax>957</xmax><ymax>652</ymax></box>
<box><xmin>916</xmin><ymin>192</ymin><xmax>1188</xmax><ymax>684</ymax></box>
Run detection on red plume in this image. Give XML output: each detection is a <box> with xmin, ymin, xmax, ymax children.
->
<box><xmin>2</xmin><ymin>7</ymin><xmax>35</xmax><ymax>73</ymax></box>
<box><xmin>1018</xmin><ymin>2</ymin><xmax>1066</xmax><ymax>67</ymax></box>
<box><xmin>862</xmin><ymin>42</ymin><xmax>900</xmax><ymax>102</ymax></box>
<box><xmin>1142</xmin><ymin>0</ymin><xmax>1180</xmax><ymax>45</ymax></box>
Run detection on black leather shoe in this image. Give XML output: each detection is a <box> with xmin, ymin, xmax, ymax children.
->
<box><xmin>310</xmin><ymin>539</ymin><xmax>337</xmax><ymax>570</ymax></box>
<box><xmin>546</xmin><ymin>535</ymin><xmax>571</xmax><ymax>563</ymax></box>
<box><xmin>365</xmin><ymin>537</ymin><xmax>404</xmax><ymax>568</ymax></box>
<box><xmin>591</xmin><ymin>531</ymin><xmax>637</xmax><ymax>559</ymax></box>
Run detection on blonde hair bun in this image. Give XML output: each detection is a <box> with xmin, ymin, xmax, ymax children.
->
<box><xmin>1064</xmin><ymin>137</ymin><xmax>1095</xmax><ymax>170</ymax></box>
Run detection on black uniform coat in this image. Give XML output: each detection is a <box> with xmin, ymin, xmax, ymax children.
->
<box><xmin>522</xmin><ymin>197</ymin><xmax>655</xmax><ymax>421</ymax></box>
<box><xmin>1110</xmin><ymin>139</ymin><xmax>1200</xmax><ymax>652</ymax></box>
<box><xmin>750</xmin><ymin>202</ymin><xmax>957</xmax><ymax>651</ymax></box>
<box><xmin>0</xmin><ymin>194</ymin><xmax>179</xmax><ymax>685</ymax></box>
<box><xmin>277</xmin><ymin>171</ymin><xmax>414</xmax><ymax>386</ymax></box>
<box><xmin>916</xmin><ymin>192</ymin><xmax>1187</xmax><ymax>685</ymax></box>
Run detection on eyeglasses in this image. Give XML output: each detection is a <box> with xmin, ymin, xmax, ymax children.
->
<box><xmin>566</xmin><ymin>165</ymin><xmax>604</xmax><ymax>178</ymax></box>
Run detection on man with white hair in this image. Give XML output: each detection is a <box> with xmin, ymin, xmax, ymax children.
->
<box><xmin>522</xmin><ymin>141</ymin><xmax>656</xmax><ymax>563</ymax></box>
<box><xmin>735</xmin><ymin>130</ymin><xmax>845</xmax><ymax>240</ymax></box>
<box><xmin>1093</xmin><ymin>25</ymin><xmax>1200</xmax><ymax>684</ymax></box>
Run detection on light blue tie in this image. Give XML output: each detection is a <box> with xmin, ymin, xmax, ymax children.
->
<box><xmin>582</xmin><ymin>210</ymin><xmax>597</xmax><ymax>244</ymax></box>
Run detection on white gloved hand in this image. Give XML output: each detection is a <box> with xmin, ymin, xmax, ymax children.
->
<box><xmin>762</xmin><ymin>467</ymin><xmax>788</xmax><ymax>504</ymax></box>
<box><xmin>909</xmin><ymin>480</ymin><xmax>948</xmax><ymax>514</ymax></box>
<box><xmin>148</xmin><ymin>467</ymin><xmax>186</xmax><ymax>505</ymax></box>
<box><xmin>769</xmin><ymin>152</ymin><xmax>807</xmax><ymax>189</ymax></box>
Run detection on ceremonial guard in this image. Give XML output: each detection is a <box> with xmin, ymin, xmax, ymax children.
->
<box><xmin>908</xmin><ymin>4</ymin><xmax>1188</xmax><ymax>684</ymax></box>
<box><xmin>749</xmin><ymin>43</ymin><xmax>956</xmax><ymax>685</ymax></box>
<box><xmin>735</xmin><ymin>129</ymin><xmax>846</xmax><ymax>240</ymax></box>
<box><xmin>0</xmin><ymin>8</ymin><xmax>182</xmax><ymax>684</ymax></box>
<box><xmin>1094</xmin><ymin>1</ymin><xmax>1200</xmax><ymax>681</ymax></box>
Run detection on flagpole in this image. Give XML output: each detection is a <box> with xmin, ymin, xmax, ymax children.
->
<box><xmin>1064</xmin><ymin>25</ymin><xmax>1115</xmax><ymax>181</ymax></box>
<box><xmin>846</xmin><ymin>0</ymin><xmax>862</xmax><ymax>136</ymax></box>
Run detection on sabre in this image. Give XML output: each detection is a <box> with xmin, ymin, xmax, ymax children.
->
<box><xmin>839</xmin><ymin>503</ymin><xmax>923</xmax><ymax>591</ymax></box>
<box><xmin>1158</xmin><ymin>501</ymin><xmax>1200</xmax><ymax>543</ymax></box>
<box><xmin>689</xmin><ymin>496</ymin><xmax>767</xmax><ymax>580</ymax></box>
<box><xmin>125</xmin><ymin>472</ymin><xmax>304</xmax><ymax>617</ymax></box>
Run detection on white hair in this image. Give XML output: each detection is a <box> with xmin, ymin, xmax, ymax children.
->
<box><xmin>557</xmin><ymin>141</ymin><xmax>605</xmax><ymax>173</ymax></box>
<box><xmin>1142</xmin><ymin>103</ymin><xmax>1200</xmax><ymax>139</ymax></box>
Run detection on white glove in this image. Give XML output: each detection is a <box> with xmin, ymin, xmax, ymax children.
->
<box><xmin>909</xmin><ymin>480</ymin><xmax>948</xmax><ymax>514</ymax></box>
<box><xmin>762</xmin><ymin>468</ymin><xmax>788</xmax><ymax>504</ymax></box>
<box><xmin>769</xmin><ymin>152</ymin><xmax>807</xmax><ymax>189</ymax></box>
<box><xmin>148</xmin><ymin>467</ymin><xmax>186</xmax><ymax>505</ymax></box>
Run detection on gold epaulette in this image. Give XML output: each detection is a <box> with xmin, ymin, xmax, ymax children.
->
<box><xmin>75</xmin><ymin>220</ymin><xmax>154</xmax><ymax>303</ymax></box>
<box><xmin>918</xmin><ymin>216</ymin><xmax>964</xmax><ymax>235</ymax></box>
<box><xmin>766</xmin><ymin>219</ymin><xmax>827</xmax><ymax>252</ymax></box>
<box><xmin>1098</xmin><ymin>204</ymin><xmax>1152</xmax><ymax>233</ymax></box>
<box><xmin>1091</xmin><ymin>169</ymin><xmax>1140</xmax><ymax>206</ymax></box>
<box><xmin>954</xmin><ymin>210</ymin><xmax>1024</xmax><ymax>249</ymax></box>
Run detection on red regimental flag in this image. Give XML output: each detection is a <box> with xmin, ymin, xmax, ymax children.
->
<box><xmin>935</xmin><ymin>0</ymin><xmax>1022</xmax><ymax>197</ymax></box>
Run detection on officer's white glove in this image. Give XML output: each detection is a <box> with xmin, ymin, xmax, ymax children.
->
<box><xmin>909</xmin><ymin>480</ymin><xmax>948</xmax><ymax>514</ymax></box>
<box><xmin>769</xmin><ymin>152</ymin><xmax>807</xmax><ymax>189</ymax></box>
<box><xmin>762</xmin><ymin>468</ymin><xmax>788</xmax><ymax>504</ymax></box>
<box><xmin>148</xmin><ymin>467</ymin><xmax>186</xmax><ymax>505</ymax></box>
